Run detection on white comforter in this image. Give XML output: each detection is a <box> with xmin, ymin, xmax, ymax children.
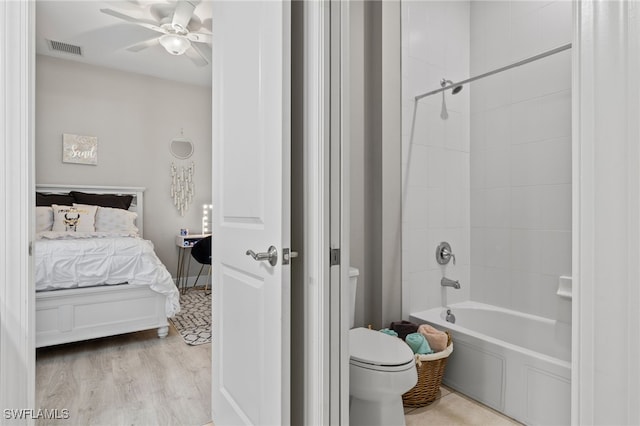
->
<box><xmin>34</xmin><ymin>234</ymin><xmax>180</xmax><ymax>317</ymax></box>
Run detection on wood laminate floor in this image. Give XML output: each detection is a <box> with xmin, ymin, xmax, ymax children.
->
<box><xmin>36</xmin><ymin>325</ymin><xmax>211</xmax><ymax>426</ymax></box>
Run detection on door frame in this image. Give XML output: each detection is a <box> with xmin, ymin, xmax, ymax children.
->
<box><xmin>301</xmin><ymin>0</ymin><xmax>350</xmax><ymax>424</ymax></box>
<box><xmin>0</xmin><ymin>0</ymin><xmax>36</xmax><ymax>418</ymax></box>
<box><xmin>1</xmin><ymin>1</ymin><xmax>342</xmax><ymax>425</ymax></box>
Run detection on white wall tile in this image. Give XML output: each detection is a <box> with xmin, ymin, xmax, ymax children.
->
<box><xmin>408</xmin><ymin>270</ymin><xmax>430</xmax><ymax>313</ymax></box>
<box><xmin>536</xmin><ymin>50</ymin><xmax>572</xmax><ymax>96</ymax></box>
<box><xmin>509</xmin><ymin>59</ymin><xmax>546</xmax><ymax>103</ymax></box>
<box><xmin>484</xmin><ymin>187</ymin><xmax>511</xmax><ymax>228</ymax></box>
<box><xmin>406</xmin><ymin>186</ymin><xmax>430</xmax><ymax>231</ymax></box>
<box><xmin>538</xmin><ymin>90</ymin><xmax>572</xmax><ymax>140</ymax></box>
<box><xmin>511</xmin><ymin>98</ymin><xmax>543</xmax><ymax>144</ymax></box>
<box><xmin>470</xmin><ymin>227</ymin><xmax>486</xmax><ymax>266</ymax></box>
<box><xmin>407</xmin><ymin>228</ymin><xmax>430</xmax><ymax>273</ymax></box>
<box><xmin>484</xmin><ymin>228</ymin><xmax>512</xmax><ymax>268</ymax></box>
<box><xmin>470</xmin><ymin>110</ymin><xmax>487</xmax><ymax>152</ymax></box>
<box><xmin>539</xmin><ymin>0</ymin><xmax>573</xmax><ymax>50</ymax></box>
<box><xmin>484</xmin><ymin>74</ymin><xmax>513</xmax><ymax>109</ymax></box>
<box><xmin>539</xmin><ymin>230</ymin><xmax>572</xmax><ymax>276</ymax></box>
<box><xmin>539</xmin><ymin>184</ymin><xmax>572</xmax><ymax>231</ymax></box>
<box><xmin>510</xmin><ymin>137</ymin><xmax>571</xmax><ymax>186</ymax></box>
<box><xmin>469</xmin><ymin>264</ymin><xmax>487</xmax><ymax>301</ymax></box>
<box><xmin>510</xmin><ymin>270</ymin><xmax>543</xmax><ymax>314</ymax></box>
<box><xmin>426</xmin><ymin>146</ymin><xmax>447</xmax><ymax>188</ymax></box>
<box><xmin>485</xmin><ymin>105</ymin><xmax>512</xmax><ymax>150</ymax></box>
<box><xmin>481</xmin><ymin>266</ymin><xmax>512</xmax><ymax>307</ymax></box>
<box><xmin>471</xmin><ymin>188</ymin><xmax>487</xmax><ymax>228</ymax></box>
<box><xmin>510</xmin><ymin>229</ymin><xmax>542</xmax><ymax>272</ymax></box>
<box><xmin>470</xmin><ymin>148</ymin><xmax>487</xmax><ymax>189</ymax></box>
<box><xmin>511</xmin><ymin>185</ymin><xmax>542</xmax><ymax>229</ymax></box>
<box><xmin>444</xmin><ymin>110</ymin><xmax>467</xmax><ymax>152</ymax></box>
<box><xmin>427</xmin><ymin>187</ymin><xmax>446</xmax><ymax>229</ymax></box>
<box><xmin>510</xmin><ymin>1</ymin><xmax>543</xmax><ymax>20</ymax></box>
<box><xmin>510</xmin><ymin>10</ymin><xmax>541</xmax><ymax>62</ymax></box>
<box><xmin>485</xmin><ymin>148</ymin><xmax>511</xmax><ymax>188</ymax></box>
<box><xmin>407</xmin><ymin>144</ymin><xmax>429</xmax><ymax>187</ymax></box>
<box><xmin>445</xmin><ymin>187</ymin><xmax>466</xmax><ymax>228</ymax></box>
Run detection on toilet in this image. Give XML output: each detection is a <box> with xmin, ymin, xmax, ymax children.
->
<box><xmin>348</xmin><ymin>267</ymin><xmax>417</xmax><ymax>426</ymax></box>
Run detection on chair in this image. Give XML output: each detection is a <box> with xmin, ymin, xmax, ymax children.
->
<box><xmin>190</xmin><ymin>236</ymin><xmax>212</xmax><ymax>293</ymax></box>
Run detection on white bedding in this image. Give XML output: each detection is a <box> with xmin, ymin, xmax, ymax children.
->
<box><xmin>34</xmin><ymin>234</ymin><xmax>180</xmax><ymax>317</ymax></box>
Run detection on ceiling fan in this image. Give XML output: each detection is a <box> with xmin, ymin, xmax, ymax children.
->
<box><xmin>100</xmin><ymin>1</ymin><xmax>212</xmax><ymax>66</ymax></box>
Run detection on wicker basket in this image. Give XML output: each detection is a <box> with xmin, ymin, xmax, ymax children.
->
<box><xmin>402</xmin><ymin>332</ymin><xmax>453</xmax><ymax>408</ymax></box>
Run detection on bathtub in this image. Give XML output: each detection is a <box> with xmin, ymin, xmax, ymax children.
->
<box><xmin>410</xmin><ymin>301</ymin><xmax>571</xmax><ymax>426</ymax></box>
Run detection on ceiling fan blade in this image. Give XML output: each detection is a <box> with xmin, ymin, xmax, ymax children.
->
<box><xmin>171</xmin><ymin>1</ymin><xmax>196</xmax><ymax>32</ymax></box>
<box><xmin>186</xmin><ymin>31</ymin><xmax>212</xmax><ymax>44</ymax></box>
<box><xmin>185</xmin><ymin>44</ymin><xmax>209</xmax><ymax>67</ymax></box>
<box><xmin>126</xmin><ymin>38</ymin><xmax>159</xmax><ymax>52</ymax></box>
<box><xmin>100</xmin><ymin>8</ymin><xmax>166</xmax><ymax>34</ymax></box>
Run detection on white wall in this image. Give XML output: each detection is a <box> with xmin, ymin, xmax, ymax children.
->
<box><xmin>350</xmin><ymin>1</ymin><xmax>402</xmax><ymax>329</ymax></box>
<box><xmin>35</xmin><ymin>55</ymin><xmax>212</xmax><ymax>277</ymax></box>
<box><xmin>469</xmin><ymin>0</ymin><xmax>572</xmax><ymax>321</ymax></box>
<box><xmin>401</xmin><ymin>1</ymin><xmax>471</xmax><ymax>317</ymax></box>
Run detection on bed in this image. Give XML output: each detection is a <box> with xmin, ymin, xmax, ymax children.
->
<box><xmin>34</xmin><ymin>184</ymin><xmax>180</xmax><ymax>348</ymax></box>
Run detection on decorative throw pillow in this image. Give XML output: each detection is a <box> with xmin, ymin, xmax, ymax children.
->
<box><xmin>35</xmin><ymin>206</ymin><xmax>54</xmax><ymax>233</ymax></box>
<box><xmin>36</xmin><ymin>192</ymin><xmax>75</xmax><ymax>207</ymax></box>
<box><xmin>51</xmin><ymin>204</ymin><xmax>98</xmax><ymax>233</ymax></box>
<box><xmin>92</xmin><ymin>205</ymin><xmax>139</xmax><ymax>235</ymax></box>
<box><xmin>70</xmin><ymin>191</ymin><xmax>134</xmax><ymax>210</ymax></box>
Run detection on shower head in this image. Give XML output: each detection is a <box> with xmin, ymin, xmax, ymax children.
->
<box><xmin>441</xmin><ymin>78</ymin><xmax>463</xmax><ymax>94</ymax></box>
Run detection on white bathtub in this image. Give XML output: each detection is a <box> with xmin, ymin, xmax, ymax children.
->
<box><xmin>410</xmin><ymin>301</ymin><xmax>571</xmax><ymax>426</ymax></box>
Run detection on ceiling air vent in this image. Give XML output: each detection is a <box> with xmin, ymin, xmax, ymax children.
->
<box><xmin>47</xmin><ymin>40</ymin><xmax>82</xmax><ymax>56</ymax></box>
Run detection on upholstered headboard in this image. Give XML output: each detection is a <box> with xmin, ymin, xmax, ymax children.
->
<box><xmin>35</xmin><ymin>184</ymin><xmax>145</xmax><ymax>237</ymax></box>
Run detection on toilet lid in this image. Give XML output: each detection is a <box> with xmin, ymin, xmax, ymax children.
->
<box><xmin>349</xmin><ymin>327</ymin><xmax>414</xmax><ymax>367</ymax></box>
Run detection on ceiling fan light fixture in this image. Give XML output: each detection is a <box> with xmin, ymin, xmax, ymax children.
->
<box><xmin>159</xmin><ymin>34</ymin><xmax>191</xmax><ymax>55</ymax></box>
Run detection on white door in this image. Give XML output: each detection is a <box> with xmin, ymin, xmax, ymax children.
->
<box><xmin>211</xmin><ymin>1</ymin><xmax>291</xmax><ymax>425</ymax></box>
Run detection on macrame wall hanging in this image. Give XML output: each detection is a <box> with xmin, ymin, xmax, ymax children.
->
<box><xmin>170</xmin><ymin>162</ymin><xmax>195</xmax><ymax>216</ymax></box>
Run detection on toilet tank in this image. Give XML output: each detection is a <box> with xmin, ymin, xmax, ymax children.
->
<box><xmin>349</xmin><ymin>267</ymin><xmax>359</xmax><ymax>328</ymax></box>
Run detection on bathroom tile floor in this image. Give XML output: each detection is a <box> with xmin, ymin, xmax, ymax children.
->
<box><xmin>204</xmin><ymin>387</ymin><xmax>522</xmax><ymax>426</ymax></box>
<box><xmin>404</xmin><ymin>386</ymin><xmax>522</xmax><ymax>425</ymax></box>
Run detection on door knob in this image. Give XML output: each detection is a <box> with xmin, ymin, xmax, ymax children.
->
<box><xmin>246</xmin><ymin>246</ymin><xmax>278</xmax><ymax>266</ymax></box>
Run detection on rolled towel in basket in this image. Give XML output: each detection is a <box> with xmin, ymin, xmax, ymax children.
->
<box><xmin>405</xmin><ymin>332</ymin><xmax>433</xmax><ymax>355</ymax></box>
<box><xmin>417</xmin><ymin>324</ymin><xmax>448</xmax><ymax>352</ymax></box>
<box><xmin>379</xmin><ymin>328</ymin><xmax>398</xmax><ymax>337</ymax></box>
<box><xmin>389</xmin><ymin>320</ymin><xmax>419</xmax><ymax>339</ymax></box>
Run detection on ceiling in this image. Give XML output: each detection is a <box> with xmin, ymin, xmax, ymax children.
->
<box><xmin>36</xmin><ymin>1</ymin><xmax>213</xmax><ymax>87</ymax></box>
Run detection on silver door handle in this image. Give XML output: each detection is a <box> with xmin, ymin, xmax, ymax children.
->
<box><xmin>246</xmin><ymin>246</ymin><xmax>278</xmax><ymax>267</ymax></box>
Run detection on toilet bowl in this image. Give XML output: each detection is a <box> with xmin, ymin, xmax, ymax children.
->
<box><xmin>348</xmin><ymin>268</ymin><xmax>417</xmax><ymax>426</ymax></box>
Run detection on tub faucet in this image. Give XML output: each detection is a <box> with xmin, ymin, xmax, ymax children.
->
<box><xmin>441</xmin><ymin>277</ymin><xmax>461</xmax><ymax>289</ymax></box>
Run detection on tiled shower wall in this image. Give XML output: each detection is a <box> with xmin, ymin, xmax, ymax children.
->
<box><xmin>469</xmin><ymin>0</ymin><xmax>572</xmax><ymax>320</ymax></box>
<box><xmin>401</xmin><ymin>1</ymin><xmax>572</xmax><ymax>321</ymax></box>
<box><xmin>401</xmin><ymin>1</ymin><xmax>471</xmax><ymax>317</ymax></box>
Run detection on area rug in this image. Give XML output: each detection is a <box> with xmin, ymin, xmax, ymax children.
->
<box><xmin>169</xmin><ymin>290</ymin><xmax>212</xmax><ymax>346</ymax></box>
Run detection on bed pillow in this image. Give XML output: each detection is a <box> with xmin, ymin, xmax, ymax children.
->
<box><xmin>35</xmin><ymin>206</ymin><xmax>54</xmax><ymax>233</ymax></box>
<box><xmin>51</xmin><ymin>204</ymin><xmax>98</xmax><ymax>233</ymax></box>
<box><xmin>36</xmin><ymin>192</ymin><xmax>75</xmax><ymax>207</ymax></box>
<box><xmin>92</xmin><ymin>205</ymin><xmax>139</xmax><ymax>236</ymax></box>
<box><xmin>70</xmin><ymin>191</ymin><xmax>134</xmax><ymax>210</ymax></box>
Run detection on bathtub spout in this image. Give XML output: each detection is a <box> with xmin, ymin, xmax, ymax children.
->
<box><xmin>441</xmin><ymin>277</ymin><xmax>461</xmax><ymax>289</ymax></box>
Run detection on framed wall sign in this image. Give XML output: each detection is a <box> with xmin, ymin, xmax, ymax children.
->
<box><xmin>62</xmin><ymin>133</ymin><xmax>98</xmax><ymax>165</ymax></box>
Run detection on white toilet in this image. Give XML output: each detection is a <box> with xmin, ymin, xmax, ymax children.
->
<box><xmin>348</xmin><ymin>267</ymin><xmax>417</xmax><ymax>426</ymax></box>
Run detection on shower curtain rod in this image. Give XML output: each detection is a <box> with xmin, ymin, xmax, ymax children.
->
<box><xmin>414</xmin><ymin>42</ymin><xmax>572</xmax><ymax>102</ymax></box>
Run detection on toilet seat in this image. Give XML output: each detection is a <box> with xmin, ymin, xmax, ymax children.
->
<box><xmin>349</xmin><ymin>328</ymin><xmax>415</xmax><ymax>372</ymax></box>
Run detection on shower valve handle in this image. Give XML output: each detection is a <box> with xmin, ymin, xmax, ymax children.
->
<box><xmin>436</xmin><ymin>242</ymin><xmax>456</xmax><ymax>265</ymax></box>
<box><xmin>442</xmin><ymin>248</ymin><xmax>456</xmax><ymax>265</ymax></box>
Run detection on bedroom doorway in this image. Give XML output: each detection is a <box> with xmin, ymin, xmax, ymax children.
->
<box><xmin>2</xmin><ymin>1</ymin><xmax>343</xmax><ymax>423</ymax></box>
<box><xmin>33</xmin><ymin>1</ymin><xmax>214</xmax><ymax>424</ymax></box>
